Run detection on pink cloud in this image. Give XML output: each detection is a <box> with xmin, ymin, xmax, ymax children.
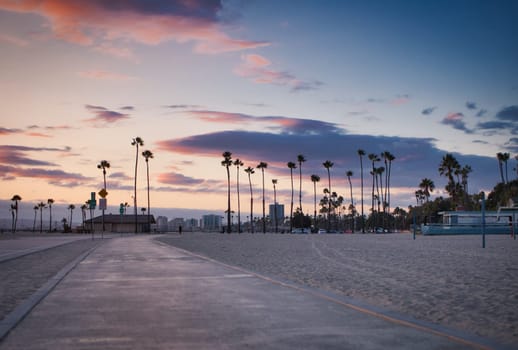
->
<box><xmin>234</xmin><ymin>54</ymin><xmax>322</xmax><ymax>92</ymax></box>
<box><xmin>84</xmin><ymin>104</ymin><xmax>130</xmax><ymax>126</ymax></box>
<box><xmin>78</xmin><ymin>70</ymin><xmax>136</xmax><ymax>81</ymax></box>
<box><xmin>0</xmin><ymin>127</ymin><xmax>23</xmax><ymax>136</ymax></box>
<box><xmin>0</xmin><ymin>0</ymin><xmax>269</xmax><ymax>56</ymax></box>
<box><xmin>25</xmin><ymin>132</ymin><xmax>52</xmax><ymax>138</ymax></box>
<box><xmin>157</xmin><ymin>172</ymin><xmax>205</xmax><ymax>186</ymax></box>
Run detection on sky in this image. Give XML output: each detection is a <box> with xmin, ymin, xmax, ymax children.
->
<box><xmin>1</xmin><ymin>0</ymin><xmax>517</xmax><ymax>223</ymax></box>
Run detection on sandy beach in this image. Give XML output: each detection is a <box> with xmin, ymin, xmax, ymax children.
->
<box><xmin>158</xmin><ymin>232</ymin><xmax>518</xmax><ymax>347</ymax></box>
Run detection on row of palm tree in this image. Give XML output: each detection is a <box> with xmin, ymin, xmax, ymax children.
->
<box><xmin>221</xmin><ymin>149</ymin><xmax>396</xmax><ymax>233</ymax></box>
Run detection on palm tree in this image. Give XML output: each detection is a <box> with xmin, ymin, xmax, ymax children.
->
<box><xmin>38</xmin><ymin>202</ymin><xmax>46</xmax><ymax>233</ymax></box>
<box><xmin>311</xmin><ymin>174</ymin><xmax>320</xmax><ymax>227</ymax></box>
<box><xmin>357</xmin><ymin>149</ymin><xmax>366</xmax><ymax>233</ymax></box>
<box><xmin>419</xmin><ymin>178</ymin><xmax>435</xmax><ymax>202</ymax></box>
<box><xmin>33</xmin><ymin>205</ymin><xmax>38</xmax><ymax>232</ymax></box>
<box><xmin>375</xmin><ymin>166</ymin><xmax>385</xmax><ymax>213</ymax></box>
<box><xmin>323</xmin><ymin>160</ymin><xmax>334</xmax><ymax>230</ymax></box>
<box><xmin>47</xmin><ymin>198</ymin><xmax>54</xmax><ymax>232</ymax></box>
<box><xmin>81</xmin><ymin>204</ymin><xmax>87</xmax><ymax>231</ymax></box>
<box><xmin>287</xmin><ymin>161</ymin><xmax>297</xmax><ymax>232</ymax></box>
<box><xmin>68</xmin><ymin>204</ymin><xmax>75</xmax><ymax>231</ymax></box>
<box><xmin>10</xmin><ymin>194</ymin><xmax>21</xmax><ymax>233</ymax></box>
<box><xmin>233</xmin><ymin>158</ymin><xmax>244</xmax><ymax>233</ymax></box>
<box><xmin>272</xmin><ymin>179</ymin><xmax>278</xmax><ymax>233</ymax></box>
<box><xmin>221</xmin><ymin>151</ymin><xmax>233</xmax><ymax>233</ymax></box>
<box><xmin>256</xmin><ymin>161</ymin><xmax>268</xmax><ymax>233</ymax></box>
<box><xmin>346</xmin><ymin>171</ymin><xmax>354</xmax><ymax>232</ymax></box>
<box><xmin>131</xmin><ymin>137</ymin><xmax>144</xmax><ymax>233</ymax></box>
<box><xmin>142</xmin><ymin>150</ymin><xmax>154</xmax><ymax>232</ymax></box>
<box><xmin>297</xmin><ymin>154</ymin><xmax>306</xmax><ymax>214</ymax></box>
<box><xmin>439</xmin><ymin>153</ymin><xmax>460</xmax><ymax>203</ymax></box>
<box><xmin>368</xmin><ymin>153</ymin><xmax>380</xmax><ymax>217</ymax></box>
<box><xmin>497</xmin><ymin>152</ymin><xmax>505</xmax><ymax>184</ymax></box>
<box><xmin>381</xmin><ymin>151</ymin><xmax>395</xmax><ymax>213</ymax></box>
<box><xmin>97</xmin><ymin>160</ymin><xmax>110</xmax><ymax>232</ymax></box>
<box><xmin>415</xmin><ymin>190</ymin><xmax>426</xmax><ymax>205</ymax></box>
<box><xmin>502</xmin><ymin>152</ymin><xmax>510</xmax><ymax>183</ymax></box>
<box><xmin>244</xmin><ymin>166</ymin><xmax>255</xmax><ymax>233</ymax></box>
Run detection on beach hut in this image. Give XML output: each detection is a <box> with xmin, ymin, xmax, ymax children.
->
<box><xmin>84</xmin><ymin>214</ymin><xmax>156</xmax><ymax>233</ymax></box>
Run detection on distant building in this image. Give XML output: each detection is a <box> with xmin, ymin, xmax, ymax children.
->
<box><xmin>156</xmin><ymin>216</ymin><xmax>168</xmax><ymax>232</ymax></box>
<box><xmin>202</xmin><ymin>214</ymin><xmax>222</xmax><ymax>231</ymax></box>
<box><xmin>269</xmin><ymin>203</ymin><xmax>285</xmax><ymax>224</ymax></box>
<box><xmin>183</xmin><ymin>218</ymin><xmax>199</xmax><ymax>231</ymax></box>
<box><xmin>169</xmin><ymin>218</ymin><xmax>184</xmax><ymax>232</ymax></box>
<box><xmin>84</xmin><ymin>214</ymin><xmax>155</xmax><ymax>233</ymax></box>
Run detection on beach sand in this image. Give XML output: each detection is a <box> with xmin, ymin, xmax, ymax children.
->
<box><xmin>158</xmin><ymin>233</ymin><xmax>518</xmax><ymax>347</ymax></box>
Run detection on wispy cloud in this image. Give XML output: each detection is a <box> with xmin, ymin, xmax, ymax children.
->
<box><xmin>157</xmin><ymin>172</ymin><xmax>205</xmax><ymax>186</ymax></box>
<box><xmin>234</xmin><ymin>54</ymin><xmax>323</xmax><ymax>92</ymax></box>
<box><xmin>84</xmin><ymin>104</ymin><xmax>130</xmax><ymax>126</ymax></box>
<box><xmin>476</xmin><ymin>105</ymin><xmax>518</xmax><ymax>136</ymax></box>
<box><xmin>466</xmin><ymin>101</ymin><xmax>478</xmax><ymax>110</ymax></box>
<box><xmin>496</xmin><ymin>105</ymin><xmax>518</xmax><ymax>121</ymax></box>
<box><xmin>391</xmin><ymin>94</ymin><xmax>410</xmax><ymax>105</ymax></box>
<box><xmin>165</xmin><ymin>104</ymin><xmax>202</xmax><ymax>110</ymax></box>
<box><xmin>0</xmin><ymin>165</ymin><xmax>91</xmax><ymax>187</ymax></box>
<box><xmin>0</xmin><ymin>0</ymin><xmax>269</xmax><ymax>57</ymax></box>
<box><xmin>0</xmin><ymin>145</ymin><xmax>70</xmax><ymax>166</ymax></box>
<box><xmin>476</xmin><ymin>109</ymin><xmax>487</xmax><ymax>117</ymax></box>
<box><xmin>0</xmin><ymin>127</ymin><xmax>23</xmax><ymax>136</ymax></box>
<box><xmin>441</xmin><ymin>112</ymin><xmax>473</xmax><ymax>133</ymax></box>
<box><xmin>421</xmin><ymin>107</ymin><xmax>437</xmax><ymax>115</ymax></box>
<box><xmin>78</xmin><ymin>70</ymin><xmax>136</xmax><ymax>81</ymax></box>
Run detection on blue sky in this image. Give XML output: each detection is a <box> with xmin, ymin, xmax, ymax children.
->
<box><xmin>0</xmin><ymin>0</ymin><xmax>517</xmax><ymax>220</ymax></box>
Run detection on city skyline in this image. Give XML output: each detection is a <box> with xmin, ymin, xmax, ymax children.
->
<box><xmin>1</xmin><ymin>1</ymin><xmax>517</xmax><ymax>220</ymax></box>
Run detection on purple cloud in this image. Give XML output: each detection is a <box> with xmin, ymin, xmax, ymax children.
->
<box><xmin>84</xmin><ymin>104</ymin><xmax>130</xmax><ymax>125</ymax></box>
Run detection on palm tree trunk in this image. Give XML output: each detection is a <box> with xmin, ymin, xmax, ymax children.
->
<box><xmin>49</xmin><ymin>206</ymin><xmax>52</xmax><ymax>232</ymax></box>
<box><xmin>262</xmin><ymin>170</ymin><xmax>266</xmax><ymax>233</ymax></box>
<box><xmin>359</xmin><ymin>157</ymin><xmax>364</xmax><ymax>233</ymax></box>
<box><xmin>226</xmin><ymin>167</ymin><xmax>231</xmax><ymax>233</ymax></box>
<box><xmin>248</xmin><ymin>176</ymin><xmax>254</xmax><ymax>233</ymax></box>
<box><xmin>236</xmin><ymin>169</ymin><xmax>241</xmax><ymax>234</ymax></box>
<box><xmin>290</xmin><ymin>170</ymin><xmax>294</xmax><ymax>232</ymax></box>
<box><xmin>313</xmin><ymin>182</ymin><xmax>317</xmax><ymax>226</ymax></box>
<box><xmin>33</xmin><ymin>210</ymin><xmax>37</xmax><ymax>232</ymax></box>
<box><xmin>146</xmin><ymin>162</ymin><xmax>151</xmax><ymax>232</ymax></box>
<box><xmin>40</xmin><ymin>208</ymin><xmax>43</xmax><ymax>233</ymax></box>
<box><xmin>327</xmin><ymin>168</ymin><xmax>333</xmax><ymax>231</ymax></box>
<box><xmin>134</xmin><ymin>147</ymin><xmax>139</xmax><ymax>233</ymax></box>
<box><xmin>299</xmin><ymin>167</ymin><xmax>303</xmax><ymax>214</ymax></box>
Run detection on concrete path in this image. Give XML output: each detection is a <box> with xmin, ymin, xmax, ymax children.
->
<box><xmin>0</xmin><ymin>236</ymin><xmax>494</xmax><ymax>349</ymax></box>
<box><xmin>0</xmin><ymin>236</ymin><xmax>91</xmax><ymax>262</ymax></box>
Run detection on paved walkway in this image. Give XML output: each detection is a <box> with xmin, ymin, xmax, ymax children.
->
<box><xmin>0</xmin><ymin>236</ymin><xmax>498</xmax><ymax>349</ymax></box>
<box><xmin>0</xmin><ymin>235</ymin><xmax>91</xmax><ymax>262</ymax></box>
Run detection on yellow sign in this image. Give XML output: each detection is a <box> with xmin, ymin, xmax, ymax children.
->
<box><xmin>98</xmin><ymin>188</ymin><xmax>108</xmax><ymax>198</ymax></box>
